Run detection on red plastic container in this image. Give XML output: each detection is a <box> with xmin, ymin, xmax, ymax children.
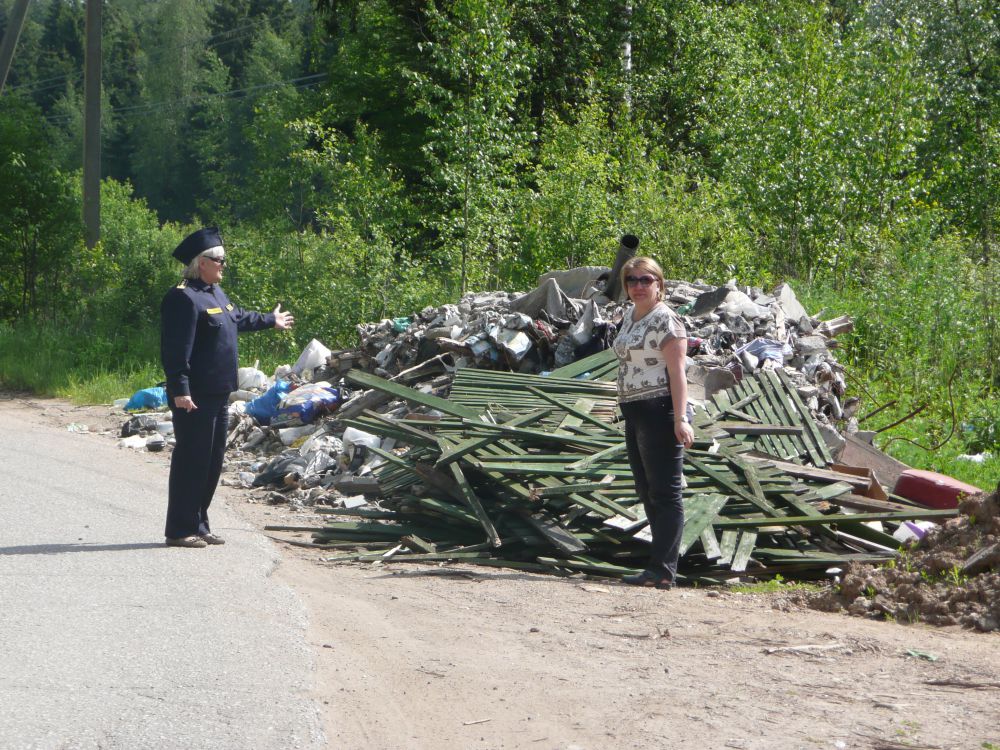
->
<box><xmin>893</xmin><ymin>469</ymin><xmax>982</xmax><ymax>509</ymax></box>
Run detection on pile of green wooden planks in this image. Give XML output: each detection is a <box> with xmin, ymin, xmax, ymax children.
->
<box><xmin>293</xmin><ymin>361</ymin><xmax>954</xmax><ymax>583</ymax></box>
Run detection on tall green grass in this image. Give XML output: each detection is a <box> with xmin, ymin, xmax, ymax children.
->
<box><xmin>0</xmin><ymin>321</ymin><xmax>161</xmax><ymax>405</ymax></box>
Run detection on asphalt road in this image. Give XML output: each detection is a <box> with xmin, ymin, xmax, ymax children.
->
<box><xmin>0</xmin><ymin>399</ymin><xmax>324</xmax><ymax>750</ymax></box>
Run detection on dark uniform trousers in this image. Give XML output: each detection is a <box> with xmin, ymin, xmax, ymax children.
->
<box><xmin>620</xmin><ymin>395</ymin><xmax>685</xmax><ymax>581</ymax></box>
<box><xmin>165</xmin><ymin>393</ymin><xmax>230</xmax><ymax>539</ymax></box>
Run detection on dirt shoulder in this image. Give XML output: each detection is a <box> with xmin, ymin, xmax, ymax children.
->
<box><xmin>24</xmin><ymin>394</ymin><xmax>1000</xmax><ymax>750</ymax></box>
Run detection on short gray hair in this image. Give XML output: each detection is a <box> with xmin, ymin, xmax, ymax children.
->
<box><xmin>183</xmin><ymin>245</ymin><xmax>225</xmax><ymax>280</ymax></box>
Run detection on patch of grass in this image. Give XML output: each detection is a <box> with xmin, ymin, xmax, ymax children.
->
<box><xmin>58</xmin><ymin>364</ymin><xmax>164</xmax><ymax>405</ymax></box>
<box><xmin>729</xmin><ymin>575</ymin><xmax>823</xmax><ymax>594</ymax></box>
<box><xmin>0</xmin><ymin>321</ymin><xmax>162</xmax><ymax>404</ymax></box>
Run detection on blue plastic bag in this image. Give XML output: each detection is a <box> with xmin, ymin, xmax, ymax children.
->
<box><xmin>272</xmin><ymin>383</ymin><xmax>343</xmax><ymax>427</ymax></box>
<box><xmin>245</xmin><ymin>380</ymin><xmax>292</xmax><ymax>425</ymax></box>
<box><xmin>125</xmin><ymin>386</ymin><xmax>168</xmax><ymax>412</ymax></box>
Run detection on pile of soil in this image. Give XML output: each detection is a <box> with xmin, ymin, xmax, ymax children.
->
<box><xmin>809</xmin><ymin>486</ymin><xmax>1000</xmax><ymax>631</ymax></box>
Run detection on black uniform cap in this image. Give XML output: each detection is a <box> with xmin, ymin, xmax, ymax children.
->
<box><xmin>173</xmin><ymin>227</ymin><xmax>223</xmax><ymax>264</ymax></box>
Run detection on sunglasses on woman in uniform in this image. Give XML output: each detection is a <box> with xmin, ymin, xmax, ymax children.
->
<box><xmin>205</xmin><ymin>256</ymin><xmax>227</xmax><ymax>266</ymax></box>
<box><xmin>625</xmin><ymin>275</ymin><xmax>656</xmax><ymax>287</ymax></box>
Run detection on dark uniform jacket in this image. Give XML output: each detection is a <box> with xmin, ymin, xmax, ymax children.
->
<box><xmin>160</xmin><ymin>278</ymin><xmax>275</xmax><ymax>398</ymax></box>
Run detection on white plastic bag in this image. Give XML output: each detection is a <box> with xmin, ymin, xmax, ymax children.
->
<box><xmin>238</xmin><ymin>361</ymin><xmax>268</xmax><ymax>390</ymax></box>
<box><xmin>293</xmin><ymin>338</ymin><xmax>332</xmax><ymax>376</ymax></box>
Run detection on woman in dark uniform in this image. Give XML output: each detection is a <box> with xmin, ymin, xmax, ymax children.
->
<box><xmin>160</xmin><ymin>228</ymin><xmax>294</xmax><ymax>548</ymax></box>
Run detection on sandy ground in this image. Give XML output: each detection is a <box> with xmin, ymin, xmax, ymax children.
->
<box><xmin>28</xmin><ymin>396</ymin><xmax>1000</xmax><ymax>750</ymax></box>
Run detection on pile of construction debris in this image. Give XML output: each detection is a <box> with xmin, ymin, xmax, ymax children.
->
<box><xmin>334</xmin><ymin>269</ymin><xmax>854</xmax><ymax>424</ymax></box>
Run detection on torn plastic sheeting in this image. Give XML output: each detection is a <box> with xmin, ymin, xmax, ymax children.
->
<box><xmin>509</xmin><ymin>277</ymin><xmax>583</xmax><ymax>322</ymax></box>
<box><xmin>119</xmin><ymin>434</ymin><xmax>148</xmax><ymax>450</ymax></box>
<box><xmin>568</xmin><ymin>299</ymin><xmax>605</xmax><ymax>347</ymax></box>
<box><xmin>237</xmin><ymin>364</ymin><xmax>268</xmax><ymax>390</ymax></box>
<box><xmin>464</xmin><ymin>334</ymin><xmax>495</xmax><ymax>359</ymax></box>
<box><xmin>342</xmin><ymin>427</ymin><xmax>381</xmax><ymax>457</ymax></box>
<box><xmin>735</xmin><ymin>338</ymin><xmax>793</xmax><ymax>364</ymax></box>
<box><xmin>278</xmin><ymin>424</ymin><xmax>324</xmax><ymax>446</ymax></box>
<box><xmin>537</xmin><ymin>266</ymin><xmax>610</xmax><ymax>299</ymax></box>
<box><xmin>503</xmin><ymin>312</ymin><xmax>534</xmax><ymax>330</ymax></box>
<box><xmin>253</xmin><ymin>452</ymin><xmax>308</xmax><ymax>486</ymax></box>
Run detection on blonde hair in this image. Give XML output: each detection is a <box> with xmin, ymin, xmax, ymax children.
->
<box><xmin>183</xmin><ymin>246</ymin><xmax>225</xmax><ymax>280</ymax></box>
<box><xmin>620</xmin><ymin>256</ymin><xmax>665</xmax><ymax>300</ymax></box>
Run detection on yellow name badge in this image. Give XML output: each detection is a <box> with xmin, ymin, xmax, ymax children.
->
<box><xmin>206</xmin><ymin>307</ymin><xmax>223</xmax><ymax>314</ymax></box>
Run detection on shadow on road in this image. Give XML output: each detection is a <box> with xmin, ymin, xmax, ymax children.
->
<box><xmin>0</xmin><ymin>542</ymin><xmax>165</xmax><ymax>555</ymax></box>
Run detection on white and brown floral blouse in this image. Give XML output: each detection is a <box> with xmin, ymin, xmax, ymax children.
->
<box><xmin>613</xmin><ymin>301</ymin><xmax>687</xmax><ymax>403</ymax></box>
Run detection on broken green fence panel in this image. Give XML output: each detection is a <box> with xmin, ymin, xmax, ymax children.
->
<box><xmin>679</xmin><ymin>493</ymin><xmax>730</xmax><ymax>555</ymax></box>
<box><xmin>549</xmin><ymin>348</ymin><xmax>618</xmax><ymax>379</ymax></box>
<box><xmin>730</xmin><ymin>531</ymin><xmax>758</xmax><ymax>572</ymax></box>
<box><xmin>775</xmin><ymin>368</ymin><xmax>834</xmax><ymax>465</ymax></box>
<box><xmin>526</xmin><ymin>387</ymin><xmax>620</xmax><ymax>434</ymax></box>
<box><xmin>520</xmin><ymin>510</ymin><xmax>588</xmax><ymax>554</ymax></box>
<box><xmin>699</xmin><ymin>527</ymin><xmax>723</xmax><ymax>560</ymax></box>
<box><xmin>685</xmin><ymin>455</ymin><xmax>785</xmax><ymax>517</ymax></box>
<box><xmin>346</xmin><ymin>368</ymin><xmax>484</xmax><ymax>419</ymax></box>
<box><xmin>748</xmin><ymin>375</ymin><xmax>804</xmax><ymax>460</ymax></box>
<box><xmin>448</xmin><ymin>462</ymin><xmax>502</xmax><ymax>548</ymax></box>
<box><xmin>533</xmin><ymin>476</ymin><xmax>614</xmax><ymax>497</ymax></box>
<box><xmin>718</xmin><ymin>529</ymin><xmax>739</xmax><ymax>564</ymax></box>
<box><xmin>811</xmin><ymin>481</ymin><xmax>856</xmax><ymax>501</ymax></box>
<box><xmin>536</xmin><ymin>555</ymin><xmax>638</xmax><ymax>576</ymax></box>
<box><xmin>758</xmin><ymin>370</ymin><xmax>825</xmax><ymax>466</ymax></box>
<box><xmin>565</xmin><ymin>442</ymin><xmax>628</xmax><ymax>471</ymax></box>
<box><xmin>435</xmin><ymin>408</ymin><xmax>553</xmax><ymax>466</ymax></box>
<box><xmin>712</xmin><ymin>508</ymin><xmax>956</xmax><ymax>528</ymax></box>
<box><xmin>400</xmin><ymin>534</ymin><xmax>438</xmax><ymax>553</ymax></box>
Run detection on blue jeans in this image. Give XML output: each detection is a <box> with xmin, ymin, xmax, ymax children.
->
<box><xmin>620</xmin><ymin>396</ymin><xmax>685</xmax><ymax>581</ymax></box>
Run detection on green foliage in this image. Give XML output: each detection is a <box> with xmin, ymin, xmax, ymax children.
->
<box><xmin>515</xmin><ymin>103</ymin><xmax>760</xmax><ymax>288</ymax></box>
<box><xmin>407</xmin><ymin>0</ymin><xmax>531</xmax><ymax>294</ymax></box>
<box><xmin>701</xmin><ymin>1</ymin><xmax>933</xmax><ymax>280</ymax></box>
<box><xmin>0</xmin><ymin>96</ymin><xmax>82</xmax><ymax>321</ymax></box>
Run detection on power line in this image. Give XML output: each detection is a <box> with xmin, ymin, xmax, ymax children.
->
<box><xmin>7</xmin><ymin>8</ymin><xmax>299</xmax><ymax>97</ymax></box>
<box><xmin>42</xmin><ymin>72</ymin><xmax>328</xmax><ymax>126</ymax></box>
<box><xmin>112</xmin><ymin>73</ymin><xmax>327</xmax><ymax>116</ymax></box>
<box><xmin>6</xmin><ymin>70</ymin><xmax>80</xmax><ymax>92</ymax></box>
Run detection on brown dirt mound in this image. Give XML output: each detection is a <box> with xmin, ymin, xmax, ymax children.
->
<box><xmin>809</xmin><ymin>486</ymin><xmax>1000</xmax><ymax>631</ymax></box>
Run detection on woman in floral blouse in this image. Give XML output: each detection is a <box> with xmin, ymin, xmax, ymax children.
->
<box><xmin>613</xmin><ymin>256</ymin><xmax>694</xmax><ymax>589</ymax></box>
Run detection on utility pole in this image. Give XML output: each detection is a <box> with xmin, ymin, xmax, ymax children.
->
<box><xmin>0</xmin><ymin>0</ymin><xmax>32</xmax><ymax>95</ymax></box>
<box><xmin>83</xmin><ymin>0</ymin><xmax>102</xmax><ymax>248</ymax></box>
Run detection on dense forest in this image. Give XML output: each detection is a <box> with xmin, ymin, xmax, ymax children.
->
<box><xmin>0</xmin><ymin>0</ymin><xmax>996</xmax><ymax>482</ymax></box>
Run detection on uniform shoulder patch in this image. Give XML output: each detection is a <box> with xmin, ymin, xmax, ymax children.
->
<box><xmin>175</xmin><ymin>279</ymin><xmax>187</xmax><ymax>289</ymax></box>
<box><xmin>226</xmin><ymin>303</ymin><xmax>234</xmax><ymax>311</ymax></box>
